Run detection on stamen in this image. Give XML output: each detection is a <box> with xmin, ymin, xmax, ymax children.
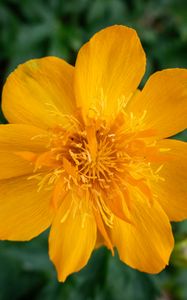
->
<box><xmin>24</xmin><ymin>108</ymin><xmax>171</xmax><ymax>243</ymax></box>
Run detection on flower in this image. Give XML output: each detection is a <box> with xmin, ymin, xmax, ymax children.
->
<box><xmin>0</xmin><ymin>25</ymin><xmax>187</xmax><ymax>282</ymax></box>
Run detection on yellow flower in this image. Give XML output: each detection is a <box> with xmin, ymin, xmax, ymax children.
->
<box><xmin>0</xmin><ymin>25</ymin><xmax>187</xmax><ymax>282</ymax></box>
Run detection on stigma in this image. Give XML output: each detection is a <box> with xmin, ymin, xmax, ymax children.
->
<box><xmin>17</xmin><ymin>110</ymin><xmax>171</xmax><ymax>230</ymax></box>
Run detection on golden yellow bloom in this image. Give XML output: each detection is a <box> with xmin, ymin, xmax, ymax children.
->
<box><xmin>0</xmin><ymin>25</ymin><xmax>187</xmax><ymax>282</ymax></box>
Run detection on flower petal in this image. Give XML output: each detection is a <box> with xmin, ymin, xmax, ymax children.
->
<box><xmin>0</xmin><ymin>124</ymin><xmax>50</xmax><ymax>152</ymax></box>
<box><xmin>74</xmin><ymin>25</ymin><xmax>146</xmax><ymax>122</ymax></box>
<box><xmin>126</xmin><ymin>69</ymin><xmax>187</xmax><ymax>138</ymax></box>
<box><xmin>2</xmin><ymin>57</ymin><xmax>75</xmax><ymax>129</ymax></box>
<box><xmin>0</xmin><ymin>151</ymin><xmax>34</xmax><ymax>179</ymax></box>
<box><xmin>151</xmin><ymin>139</ymin><xmax>187</xmax><ymax>221</ymax></box>
<box><xmin>0</xmin><ymin>175</ymin><xmax>54</xmax><ymax>241</ymax></box>
<box><xmin>0</xmin><ymin>124</ymin><xmax>49</xmax><ymax>179</ymax></box>
<box><xmin>111</xmin><ymin>197</ymin><xmax>174</xmax><ymax>273</ymax></box>
<box><xmin>49</xmin><ymin>192</ymin><xmax>97</xmax><ymax>282</ymax></box>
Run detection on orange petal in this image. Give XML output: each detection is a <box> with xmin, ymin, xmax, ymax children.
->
<box><xmin>111</xmin><ymin>197</ymin><xmax>174</xmax><ymax>273</ymax></box>
<box><xmin>0</xmin><ymin>124</ymin><xmax>50</xmax><ymax>152</ymax></box>
<box><xmin>74</xmin><ymin>25</ymin><xmax>146</xmax><ymax>123</ymax></box>
<box><xmin>106</xmin><ymin>185</ymin><xmax>132</xmax><ymax>224</ymax></box>
<box><xmin>93</xmin><ymin>206</ymin><xmax>114</xmax><ymax>254</ymax></box>
<box><xmin>150</xmin><ymin>139</ymin><xmax>187</xmax><ymax>221</ymax></box>
<box><xmin>51</xmin><ymin>175</ymin><xmax>67</xmax><ymax>210</ymax></box>
<box><xmin>0</xmin><ymin>124</ymin><xmax>50</xmax><ymax>179</ymax></box>
<box><xmin>49</xmin><ymin>192</ymin><xmax>97</xmax><ymax>282</ymax></box>
<box><xmin>0</xmin><ymin>174</ymin><xmax>54</xmax><ymax>241</ymax></box>
<box><xmin>126</xmin><ymin>69</ymin><xmax>187</xmax><ymax>138</ymax></box>
<box><xmin>95</xmin><ymin>231</ymin><xmax>105</xmax><ymax>249</ymax></box>
<box><xmin>0</xmin><ymin>151</ymin><xmax>34</xmax><ymax>179</ymax></box>
<box><xmin>2</xmin><ymin>57</ymin><xmax>75</xmax><ymax>129</ymax></box>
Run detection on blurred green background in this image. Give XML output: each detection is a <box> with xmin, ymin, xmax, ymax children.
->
<box><xmin>0</xmin><ymin>0</ymin><xmax>187</xmax><ymax>299</ymax></box>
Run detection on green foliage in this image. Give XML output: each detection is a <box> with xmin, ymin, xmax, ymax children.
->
<box><xmin>0</xmin><ymin>237</ymin><xmax>169</xmax><ymax>300</ymax></box>
<box><xmin>0</xmin><ymin>0</ymin><xmax>187</xmax><ymax>299</ymax></box>
<box><xmin>0</xmin><ymin>0</ymin><xmax>187</xmax><ymax>79</ymax></box>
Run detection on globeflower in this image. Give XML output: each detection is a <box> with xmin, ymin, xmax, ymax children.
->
<box><xmin>0</xmin><ymin>25</ymin><xmax>187</xmax><ymax>282</ymax></box>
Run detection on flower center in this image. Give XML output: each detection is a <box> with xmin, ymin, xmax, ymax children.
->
<box><xmin>18</xmin><ymin>111</ymin><xmax>171</xmax><ymax>235</ymax></box>
<box><xmin>64</xmin><ymin>127</ymin><xmax>125</xmax><ymax>189</ymax></box>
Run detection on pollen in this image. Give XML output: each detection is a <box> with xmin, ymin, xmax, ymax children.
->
<box><xmin>20</xmin><ymin>109</ymin><xmax>171</xmax><ymax>232</ymax></box>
